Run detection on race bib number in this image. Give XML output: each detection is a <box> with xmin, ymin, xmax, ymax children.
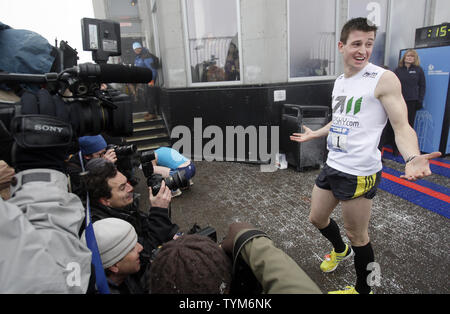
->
<box><xmin>328</xmin><ymin>126</ymin><xmax>349</xmax><ymax>152</ymax></box>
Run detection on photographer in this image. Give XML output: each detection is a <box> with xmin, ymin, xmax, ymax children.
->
<box><xmin>0</xmin><ymin>22</ymin><xmax>95</xmax><ymax>293</ymax></box>
<box><xmin>149</xmin><ymin>222</ymin><xmax>322</xmax><ymax>294</ymax></box>
<box><xmin>81</xmin><ymin>218</ymin><xmax>145</xmax><ymax>294</ymax></box>
<box><xmin>0</xmin><ymin>88</ymin><xmax>93</xmax><ymax>293</ymax></box>
<box><xmin>83</xmin><ymin>158</ymin><xmax>179</xmax><ymax>292</ymax></box>
<box><xmin>1</xmin><ymin>20</ymin><xmax>155</xmax><ymax>294</ymax></box>
<box><xmin>66</xmin><ymin>135</ymin><xmax>117</xmax><ymax>197</ymax></box>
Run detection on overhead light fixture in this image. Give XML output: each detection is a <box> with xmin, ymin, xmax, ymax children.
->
<box><xmin>131</xmin><ymin>0</ymin><xmax>137</xmax><ymax>6</ymax></box>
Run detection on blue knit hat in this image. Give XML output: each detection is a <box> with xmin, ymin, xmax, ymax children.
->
<box><xmin>79</xmin><ymin>135</ymin><xmax>107</xmax><ymax>155</ymax></box>
<box><xmin>132</xmin><ymin>42</ymin><xmax>142</xmax><ymax>50</ymax></box>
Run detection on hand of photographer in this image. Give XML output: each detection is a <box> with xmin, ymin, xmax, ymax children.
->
<box><xmin>102</xmin><ymin>148</ymin><xmax>117</xmax><ymax>164</ymax></box>
<box><xmin>0</xmin><ymin>160</ymin><xmax>15</xmax><ymax>200</ymax></box>
<box><xmin>221</xmin><ymin>222</ymin><xmax>255</xmax><ymax>255</ymax></box>
<box><xmin>149</xmin><ymin>180</ymin><xmax>171</xmax><ymax>209</ymax></box>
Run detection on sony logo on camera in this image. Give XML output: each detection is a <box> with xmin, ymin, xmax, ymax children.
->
<box><xmin>34</xmin><ymin>124</ymin><xmax>64</xmax><ymax>133</ymax></box>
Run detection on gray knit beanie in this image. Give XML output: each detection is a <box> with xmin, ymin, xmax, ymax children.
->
<box><xmin>82</xmin><ymin>218</ymin><xmax>137</xmax><ymax>269</ymax></box>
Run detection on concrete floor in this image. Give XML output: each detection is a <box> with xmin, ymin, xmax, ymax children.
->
<box><xmin>135</xmin><ymin>157</ymin><xmax>449</xmax><ymax>294</ymax></box>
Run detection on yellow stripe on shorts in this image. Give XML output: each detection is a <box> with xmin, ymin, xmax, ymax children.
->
<box><xmin>353</xmin><ymin>174</ymin><xmax>376</xmax><ymax>199</ymax></box>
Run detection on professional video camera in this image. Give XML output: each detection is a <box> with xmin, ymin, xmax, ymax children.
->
<box><xmin>140</xmin><ymin>150</ymin><xmax>189</xmax><ymax>196</ymax></box>
<box><xmin>0</xmin><ymin>18</ymin><xmax>153</xmax><ymax>155</ymax></box>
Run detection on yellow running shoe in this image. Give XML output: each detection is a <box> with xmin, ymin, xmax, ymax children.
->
<box><xmin>328</xmin><ymin>286</ymin><xmax>373</xmax><ymax>294</ymax></box>
<box><xmin>320</xmin><ymin>244</ymin><xmax>353</xmax><ymax>273</ymax></box>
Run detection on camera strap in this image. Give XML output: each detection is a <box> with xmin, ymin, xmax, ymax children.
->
<box><xmin>79</xmin><ymin>151</ymin><xmax>110</xmax><ymax>294</ymax></box>
<box><xmin>232</xmin><ymin>230</ymin><xmax>270</xmax><ymax>275</ymax></box>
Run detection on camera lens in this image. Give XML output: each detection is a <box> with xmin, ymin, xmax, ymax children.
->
<box><xmin>140</xmin><ymin>150</ymin><xmax>155</xmax><ymax>164</ymax></box>
<box><xmin>147</xmin><ymin>171</ymin><xmax>188</xmax><ymax>196</ymax></box>
<box><xmin>115</xmin><ymin>144</ymin><xmax>137</xmax><ymax>156</ymax></box>
<box><xmin>164</xmin><ymin>170</ymin><xmax>188</xmax><ymax>191</ymax></box>
<box><xmin>67</xmin><ymin>91</ymin><xmax>133</xmax><ymax>137</ymax></box>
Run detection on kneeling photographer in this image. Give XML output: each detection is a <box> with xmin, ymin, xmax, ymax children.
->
<box><xmin>149</xmin><ymin>222</ymin><xmax>322</xmax><ymax>294</ymax></box>
<box><xmin>83</xmin><ymin>158</ymin><xmax>180</xmax><ymax>292</ymax></box>
<box><xmin>150</xmin><ymin>147</ymin><xmax>196</xmax><ymax>197</ymax></box>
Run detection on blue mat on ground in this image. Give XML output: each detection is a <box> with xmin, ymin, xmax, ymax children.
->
<box><xmin>379</xmin><ymin>166</ymin><xmax>450</xmax><ymax>219</ymax></box>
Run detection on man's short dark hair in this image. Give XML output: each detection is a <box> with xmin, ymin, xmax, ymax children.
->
<box><xmin>85</xmin><ymin>159</ymin><xmax>117</xmax><ymax>202</ymax></box>
<box><xmin>340</xmin><ymin>17</ymin><xmax>378</xmax><ymax>44</ymax></box>
<box><xmin>149</xmin><ymin>234</ymin><xmax>232</xmax><ymax>294</ymax></box>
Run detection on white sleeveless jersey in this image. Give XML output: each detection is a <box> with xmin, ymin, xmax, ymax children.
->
<box><xmin>326</xmin><ymin>63</ymin><xmax>388</xmax><ymax>176</ymax></box>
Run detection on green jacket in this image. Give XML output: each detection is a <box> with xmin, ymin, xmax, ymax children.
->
<box><xmin>233</xmin><ymin>229</ymin><xmax>322</xmax><ymax>294</ymax></box>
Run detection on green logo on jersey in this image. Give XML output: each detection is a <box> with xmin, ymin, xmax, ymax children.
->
<box><xmin>333</xmin><ymin>96</ymin><xmax>363</xmax><ymax>115</ymax></box>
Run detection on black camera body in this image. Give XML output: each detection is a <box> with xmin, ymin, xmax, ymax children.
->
<box><xmin>187</xmin><ymin>223</ymin><xmax>217</xmax><ymax>242</ymax></box>
<box><xmin>140</xmin><ymin>150</ymin><xmax>189</xmax><ymax>196</ymax></box>
<box><xmin>150</xmin><ymin>223</ymin><xmax>218</xmax><ymax>263</ymax></box>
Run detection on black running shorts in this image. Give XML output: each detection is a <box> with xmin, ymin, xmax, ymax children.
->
<box><xmin>315</xmin><ymin>164</ymin><xmax>382</xmax><ymax>200</ymax></box>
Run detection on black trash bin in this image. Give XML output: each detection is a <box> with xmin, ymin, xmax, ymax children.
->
<box><xmin>280</xmin><ymin>104</ymin><xmax>331</xmax><ymax>172</ymax></box>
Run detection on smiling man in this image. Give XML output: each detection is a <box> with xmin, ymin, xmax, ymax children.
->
<box><xmin>83</xmin><ymin>158</ymin><xmax>180</xmax><ymax>293</ymax></box>
<box><xmin>290</xmin><ymin>17</ymin><xmax>441</xmax><ymax>294</ymax></box>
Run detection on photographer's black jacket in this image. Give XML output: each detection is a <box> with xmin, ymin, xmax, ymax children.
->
<box><xmin>87</xmin><ymin>201</ymin><xmax>179</xmax><ymax>256</ymax></box>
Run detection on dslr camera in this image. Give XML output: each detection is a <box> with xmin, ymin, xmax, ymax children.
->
<box><xmin>140</xmin><ymin>150</ymin><xmax>189</xmax><ymax>196</ymax></box>
<box><xmin>106</xmin><ymin>143</ymin><xmax>137</xmax><ymax>157</ymax></box>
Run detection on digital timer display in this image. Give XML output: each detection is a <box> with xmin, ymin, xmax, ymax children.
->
<box><xmin>421</xmin><ymin>25</ymin><xmax>448</xmax><ymax>39</ymax></box>
<box><xmin>416</xmin><ymin>23</ymin><xmax>450</xmax><ymax>47</ymax></box>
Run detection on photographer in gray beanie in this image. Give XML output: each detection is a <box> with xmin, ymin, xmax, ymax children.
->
<box><xmin>82</xmin><ymin>218</ymin><xmax>144</xmax><ymax>294</ymax></box>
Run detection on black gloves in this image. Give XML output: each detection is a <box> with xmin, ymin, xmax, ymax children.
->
<box><xmin>12</xmin><ymin>89</ymin><xmax>73</xmax><ymax>173</ymax></box>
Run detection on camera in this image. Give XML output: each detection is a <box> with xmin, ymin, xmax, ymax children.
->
<box><xmin>140</xmin><ymin>150</ymin><xmax>189</xmax><ymax>196</ymax></box>
<box><xmin>106</xmin><ymin>143</ymin><xmax>137</xmax><ymax>156</ymax></box>
<box><xmin>187</xmin><ymin>223</ymin><xmax>217</xmax><ymax>242</ymax></box>
<box><xmin>0</xmin><ymin>18</ymin><xmax>152</xmax><ymax>156</ymax></box>
<box><xmin>150</xmin><ymin>224</ymin><xmax>217</xmax><ymax>262</ymax></box>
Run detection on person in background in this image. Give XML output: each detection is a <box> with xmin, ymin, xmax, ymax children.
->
<box><xmin>394</xmin><ymin>49</ymin><xmax>426</xmax><ymax>128</ymax></box>
<box><xmin>130</xmin><ymin>42</ymin><xmax>159</xmax><ymax>121</ymax></box>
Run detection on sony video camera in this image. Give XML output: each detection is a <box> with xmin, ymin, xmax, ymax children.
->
<box><xmin>0</xmin><ymin>18</ymin><xmax>153</xmax><ymax>157</ymax></box>
<box><xmin>140</xmin><ymin>150</ymin><xmax>189</xmax><ymax>196</ymax></box>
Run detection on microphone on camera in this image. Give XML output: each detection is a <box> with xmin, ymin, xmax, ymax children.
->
<box><xmin>76</xmin><ymin>63</ymin><xmax>153</xmax><ymax>83</ymax></box>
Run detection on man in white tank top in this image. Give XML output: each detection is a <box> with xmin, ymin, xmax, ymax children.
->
<box><xmin>290</xmin><ymin>18</ymin><xmax>441</xmax><ymax>294</ymax></box>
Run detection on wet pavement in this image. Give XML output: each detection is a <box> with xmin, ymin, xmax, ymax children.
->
<box><xmin>135</xmin><ymin>157</ymin><xmax>449</xmax><ymax>294</ymax></box>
